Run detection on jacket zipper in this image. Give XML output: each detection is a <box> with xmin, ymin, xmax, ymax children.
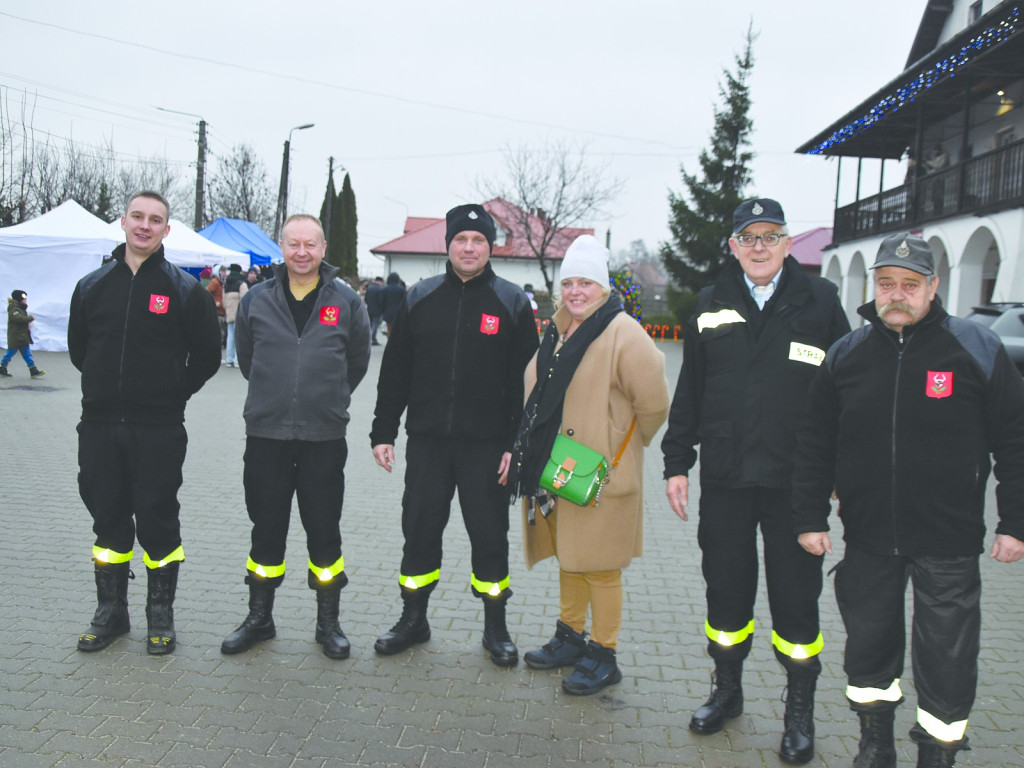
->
<box><xmin>118</xmin><ymin>273</ymin><xmax>136</xmax><ymax>422</ymax></box>
<box><xmin>447</xmin><ymin>282</ymin><xmax>465</xmax><ymax>433</ymax></box>
<box><xmin>889</xmin><ymin>330</ymin><xmax>907</xmax><ymax>555</ymax></box>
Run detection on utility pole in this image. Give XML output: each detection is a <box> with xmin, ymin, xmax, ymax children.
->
<box><xmin>273</xmin><ymin>123</ymin><xmax>315</xmax><ymax>241</ymax></box>
<box><xmin>194</xmin><ymin>120</ymin><xmax>207</xmax><ymax>230</ymax></box>
<box><xmin>154</xmin><ymin>107</ymin><xmax>206</xmax><ymax>228</ymax></box>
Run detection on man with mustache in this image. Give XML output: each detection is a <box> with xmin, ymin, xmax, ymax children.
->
<box><xmin>792</xmin><ymin>232</ymin><xmax>1024</xmax><ymax>767</ymax></box>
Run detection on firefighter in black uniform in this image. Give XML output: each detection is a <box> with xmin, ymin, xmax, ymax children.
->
<box><xmin>68</xmin><ymin>191</ymin><xmax>221</xmax><ymax>655</ymax></box>
<box><xmin>662</xmin><ymin>199</ymin><xmax>850</xmax><ymax>764</ymax></box>
<box><xmin>370</xmin><ymin>203</ymin><xmax>539</xmax><ymax>667</ymax></box>
<box><xmin>793</xmin><ymin>233</ymin><xmax>1024</xmax><ymax>768</ymax></box>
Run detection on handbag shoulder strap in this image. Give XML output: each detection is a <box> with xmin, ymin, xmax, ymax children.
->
<box><xmin>610</xmin><ymin>418</ymin><xmax>637</xmax><ymax>468</ymax></box>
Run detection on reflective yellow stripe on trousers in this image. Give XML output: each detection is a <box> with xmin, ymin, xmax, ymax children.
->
<box><xmin>310</xmin><ymin>556</ymin><xmax>345</xmax><ymax>583</ymax></box>
<box><xmin>471</xmin><ymin>573</ymin><xmax>510</xmax><ymax>597</ymax></box>
<box><xmin>400</xmin><ymin>570</ymin><xmax>440</xmax><ymax>590</ymax></box>
<box><xmin>93</xmin><ymin>546</ymin><xmax>133</xmax><ymax>564</ymax></box>
<box><xmin>705</xmin><ymin>618</ymin><xmax>755</xmax><ymax>646</ymax></box>
<box><xmin>772</xmin><ymin>630</ymin><xmax>824</xmax><ymax>660</ymax></box>
<box><xmin>247</xmin><ymin>556</ymin><xmax>286</xmax><ymax>579</ymax></box>
<box><xmin>144</xmin><ymin>545</ymin><xmax>184</xmax><ymax>569</ymax></box>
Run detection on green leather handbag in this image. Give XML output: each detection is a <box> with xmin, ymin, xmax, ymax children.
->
<box><xmin>540</xmin><ymin>434</ymin><xmax>609</xmax><ymax>506</ymax></box>
<box><xmin>539</xmin><ymin>419</ymin><xmax>636</xmax><ymax>507</ymax></box>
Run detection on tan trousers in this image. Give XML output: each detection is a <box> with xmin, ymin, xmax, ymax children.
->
<box><xmin>549</xmin><ymin>509</ymin><xmax>623</xmax><ymax>649</ymax></box>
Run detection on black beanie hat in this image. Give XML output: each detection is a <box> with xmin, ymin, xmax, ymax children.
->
<box><xmin>12</xmin><ymin>290</ymin><xmax>27</xmax><ymax>302</ymax></box>
<box><xmin>445</xmin><ymin>204</ymin><xmax>496</xmax><ymax>251</ymax></box>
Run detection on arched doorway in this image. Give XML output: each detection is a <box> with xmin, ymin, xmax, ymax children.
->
<box><xmin>955</xmin><ymin>228</ymin><xmax>999</xmax><ymax>311</ymax></box>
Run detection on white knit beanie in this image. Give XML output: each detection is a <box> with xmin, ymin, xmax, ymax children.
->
<box><xmin>560</xmin><ymin>235</ymin><xmax>609</xmax><ymax>285</ymax></box>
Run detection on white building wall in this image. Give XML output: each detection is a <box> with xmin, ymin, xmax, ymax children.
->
<box><xmin>824</xmin><ymin>209</ymin><xmax>1024</xmax><ymax>322</ymax></box>
<box><xmin>375</xmin><ymin>253</ymin><xmax>562</xmax><ymax>294</ymax></box>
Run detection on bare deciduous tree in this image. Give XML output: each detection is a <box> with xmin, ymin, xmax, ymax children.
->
<box><xmin>478</xmin><ymin>140</ymin><xmax>623</xmax><ymax>294</ymax></box>
<box><xmin>207</xmin><ymin>143</ymin><xmax>275</xmax><ymax>232</ymax></box>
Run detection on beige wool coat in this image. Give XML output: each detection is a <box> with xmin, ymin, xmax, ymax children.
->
<box><xmin>522</xmin><ymin>301</ymin><xmax>670</xmax><ymax>573</ymax></box>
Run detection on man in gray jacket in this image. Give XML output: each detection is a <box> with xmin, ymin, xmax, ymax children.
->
<box><xmin>221</xmin><ymin>214</ymin><xmax>371</xmax><ymax>659</ymax></box>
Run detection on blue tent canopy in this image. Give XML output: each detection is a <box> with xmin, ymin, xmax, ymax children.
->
<box><xmin>198</xmin><ymin>218</ymin><xmax>280</xmax><ymax>266</ymax></box>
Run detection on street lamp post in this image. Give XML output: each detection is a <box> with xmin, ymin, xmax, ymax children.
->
<box><xmin>273</xmin><ymin>122</ymin><xmax>315</xmax><ymax>241</ymax></box>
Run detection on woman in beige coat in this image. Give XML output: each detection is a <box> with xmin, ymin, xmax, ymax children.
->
<box><xmin>510</xmin><ymin>235</ymin><xmax>669</xmax><ymax>695</ymax></box>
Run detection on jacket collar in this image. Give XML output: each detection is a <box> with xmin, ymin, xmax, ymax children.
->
<box><xmin>445</xmin><ymin>259</ymin><xmax>495</xmax><ymax>288</ymax></box>
<box><xmin>858</xmin><ymin>295</ymin><xmax>948</xmax><ymax>339</ymax></box>
<box><xmin>714</xmin><ymin>255</ymin><xmax>811</xmax><ymax>310</ymax></box>
<box><xmin>111</xmin><ymin>242</ymin><xmax>167</xmax><ymax>270</ymax></box>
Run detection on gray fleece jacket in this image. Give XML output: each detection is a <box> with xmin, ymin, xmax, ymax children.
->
<box><xmin>236</xmin><ymin>262</ymin><xmax>371</xmax><ymax>441</ymax></box>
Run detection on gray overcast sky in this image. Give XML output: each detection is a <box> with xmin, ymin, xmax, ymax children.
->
<box><xmin>1</xmin><ymin>1</ymin><xmax>926</xmax><ymax>272</ymax></box>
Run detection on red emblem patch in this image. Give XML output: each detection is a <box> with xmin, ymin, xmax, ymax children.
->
<box><xmin>320</xmin><ymin>306</ymin><xmax>340</xmax><ymax>325</ymax></box>
<box><xmin>480</xmin><ymin>314</ymin><xmax>499</xmax><ymax>335</ymax></box>
<box><xmin>926</xmin><ymin>370</ymin><xmax>953</xmax><ymax>399</ymax></box>
<box><xmin>149</xmin><ymin>294</ymin><xmax>169</xmax><ymax>314</ymax></box>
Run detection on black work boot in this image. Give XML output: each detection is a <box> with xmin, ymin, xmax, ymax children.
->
<box><xmin>852</xmin><ymin>707</ymin><xmax>898</xmax><ymax>768</ymax></box>
<box><xmin>779</xmin><ymin>671</ymin><xmax>817</xmax><ymax>764</ymax></box>
<box><xmin>910</xmin><ymin>723</ymin><xmax>968</xmax><ymax>768</ymax></box>
<box><xmin>374</xmin><ymin>589</ymin><xmax>431</xmax><ymax>655</ymax></box>
<box><xmin>78</xmin><ymin>561</ymin><xmax>132</xmax><ymax>651</ymax></box>
<box><xmin>310</xmin><ymin>571</ymin><xmax>350</xmax><ymax>660</ymax></box>
<box><xmin>221</xmin><ymin>577</ymin><xmax>277</xmax><ymax>654</ymax></box>
<box><xmin>690</xmin><ymin>660</ymin><xmax>744</xmax><ymax>734</ymax></box>
<box><xmin>29</xmin><ymin>366</ymin><xmax>45</xmax><ymax>377</ymax></box>
<box><xmin>0</xmin><ymin>365</ymin><xmax>10</xmax><ymax>377</ymax></box>
<box><xmin>524</xmin><ymin>620</ymin><xmax>588</xmax><ymax>670</ymax></box>
<box><xmin>481</xmin><ymin>596</ymin><xmax>518</xmax><ymax>667</ymax></box>
<box><xmin>145</xmin><ymin>561</ymin><xmax>179</xmax><ymax>655</ymax></box>
<box><xmin>561</xmin><ymin>640</ymin><xmax>622</xmax><ymax>695</ymax></box>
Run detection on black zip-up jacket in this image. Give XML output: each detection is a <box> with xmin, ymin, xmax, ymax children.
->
<box><xmin>370</xmin><ymin>261</ymin><xmax>538</xmax><ymax>447</ymax></box>
<box><xmin>68</xmin><ymin>244</ymin><xmax>222</xmax><ymax>424</ymax></box>
<box><xmin>662</xmin><ymin>256</ymin><xmax>850</xmax><ymax>487</ymax></box>
<box><xmin>792</xmin><ymin>300</ymin><xmax>1024</xmax><ymax>557</ymax></box>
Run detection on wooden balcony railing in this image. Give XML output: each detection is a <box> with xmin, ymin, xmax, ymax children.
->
<box><xmin>833</xmin><ymin>138</ymin><xmax>1024</xmax><ymax>243</ymax></box>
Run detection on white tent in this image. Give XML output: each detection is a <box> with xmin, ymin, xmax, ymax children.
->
<box><xmin>0</xmin><ymin>201</ymin><xmax>249</xmax><ymax>352</ymax></box>
<box><xmin>105</xmin><ymin>218</ymin><xmax>250</xmax><ymax>271</ymax></box>
<box><xmin>0</xmin><ymin>200</ymin><xmax>117</xmax><ymax>351</ymax></box>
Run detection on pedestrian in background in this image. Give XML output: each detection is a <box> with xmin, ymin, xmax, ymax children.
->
<box><xmin>1</xmin><ymin>289</ymin><xmax>45</xmax><ymax>378</ymax></box>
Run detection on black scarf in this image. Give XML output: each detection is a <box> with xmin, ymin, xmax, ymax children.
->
<box><xmin>509</xmin><ymin>294</ymin><xmax>623</xmax><ymax>501</ymax></box>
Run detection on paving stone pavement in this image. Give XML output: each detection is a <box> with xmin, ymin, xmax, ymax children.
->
<box><xmin>1</xmin><ymin>345</ymin><xmax>1022</xmax><ymax>767</ymax></box>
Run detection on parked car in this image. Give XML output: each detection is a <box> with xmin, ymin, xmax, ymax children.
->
<box><xmin>965</xmin><ymin>303</ymin><xmax>1024</xmax><ymax>373</ymax></box>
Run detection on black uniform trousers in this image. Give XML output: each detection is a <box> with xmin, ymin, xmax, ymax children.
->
<box><xmin>242</xmin><ymin>436</ymin><xmax>347</xmax><ymax>581</ymax></box>
<box><xmin>400</xmin><ymin>435</ymin><xmax>510</xmax><ymax>592</ymax></box>
<box><xmin>77</xmin><ymin>421</ymin><xmax>187</xmax><ymax>561</ymax></box>
<box><xmin>698</xmin><ymin>486</ymin><xmax>823</xmax><ymax>666</ymax></box>
<box><xmin>835</xmin><ymin>546</ymin><xmax>980</xmax><ymax>726</ymax></box>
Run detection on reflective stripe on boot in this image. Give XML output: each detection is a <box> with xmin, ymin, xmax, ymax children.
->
<box><xmin>78</xmin><ymin>562</ymin><xmax>132</xmax><ymax>652</ymax></box>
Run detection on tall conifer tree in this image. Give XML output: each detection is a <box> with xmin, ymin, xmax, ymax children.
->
<box><xmin>660</xmin><ymin>27</ymin><xmax>756</xmax><ymax>293</ymax></box>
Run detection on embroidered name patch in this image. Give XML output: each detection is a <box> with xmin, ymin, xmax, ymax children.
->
<box><xmin>789</xmin><ymin>342</ymin><xmax>826</xmax><ymax>366</ymax></box>
<box><xmin>697</xmin><ymin>309</ymin><xmax>746</xmax><ymax>332</ymax></box>
<box><xmin>149</xmin><ymin>294</ymin><xmax>169</xmax><ymax>314</ymax></box>
<box><xmin>926</xmin><ymin>370</ymin><xmax>953</xmax><ymax>399</ymax></box>
<box><xmin>320</xmin><ymin>306</ymin><xmax>340</xmax><ymax>325</ymax></box>
<box><xmin>480</xmin><ymin>314</ymin><xmax>499</xmax><ymax>335</ymax></box>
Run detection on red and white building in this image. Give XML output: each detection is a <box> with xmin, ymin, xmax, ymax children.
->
<box><xmin>370</xmin><ymin>198</ymin><xmax>592</xmax><ymax>290</ymax></box>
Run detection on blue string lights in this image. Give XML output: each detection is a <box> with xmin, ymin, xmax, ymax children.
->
<box><xmin>805</xmin><ymin>5</ymin><xmax>1021</xmax><ymax>155</ymax></box>
<box><xmin>611</xmin><ymin>269</ymin><xmax>643</xmax><ymax>322</ymax></box>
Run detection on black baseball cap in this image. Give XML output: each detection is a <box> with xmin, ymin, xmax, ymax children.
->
<box><xmin>870</xmin><ymin>232</ymin><xmax>935</xmax><ymax>276</ymax></box>
<box><xmin>733</xmin><ymin>198</ymin><xmax>786</xmax><ymax>233</ymax></box>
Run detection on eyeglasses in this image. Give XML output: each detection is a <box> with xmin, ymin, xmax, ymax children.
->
<box><xmin>734</xmin><ymin>233</ymin><xmax>785</xmax><ymax>247</ymax></box>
